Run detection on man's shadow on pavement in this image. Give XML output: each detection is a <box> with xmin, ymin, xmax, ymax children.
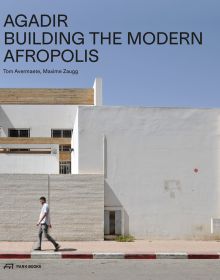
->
<box><xmin>38</xmin><ymin>248</ymin><xmax>77</xmax><ymax>252</ymax></box>
<box><xmin>58</xmin><ymin>248</ymin><xmax>77</xmax><ymax>252</ymax></box>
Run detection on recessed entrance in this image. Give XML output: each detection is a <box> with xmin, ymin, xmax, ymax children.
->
<box><xmin>104</xmin><ymin>207</ymin><xmax>123</xmax><ymax>236</ymax></box>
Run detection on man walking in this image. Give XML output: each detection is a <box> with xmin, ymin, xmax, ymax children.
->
<box><xmin>34</xmin><ymin>196</ymin><xmax>60</xmax><ymax>251</ymax></box>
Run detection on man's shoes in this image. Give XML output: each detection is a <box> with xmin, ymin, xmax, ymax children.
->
<box><xmin>33</xmin><ymin>248</ymin><xmax>41</xmax><ymax>251</ymax></box>
<box><xmin>54</xmin><ymin>244</ymin><xmax>60</xmax><ymax>252</ymax></box>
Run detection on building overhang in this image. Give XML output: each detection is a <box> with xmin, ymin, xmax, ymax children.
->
<box><xmin>0</xmin><ymin>78</ymin><xmax>102</xmax><ymax>106</ymax></box>
<box><xmin>0</xmin><ymin>88</ymin><xmax>94</xmax><ymax>105</ymax></box>
<box><xmin>0</xmin><ymin>137</ymin><xmax>71</xmax><ymax>145</ymax></box>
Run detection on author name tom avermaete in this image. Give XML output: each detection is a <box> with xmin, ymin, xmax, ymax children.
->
<box><xmin>2</xmin><ymin>68</ymin><xmax>79</xmax><ymax>75</ymax></box>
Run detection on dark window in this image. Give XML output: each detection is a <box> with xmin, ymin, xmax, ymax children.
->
<box><xmin>51</xmin><ymin>130</ymin><xmax>62</xmax><ymax>138</ymax></box>
<box><xmin>9</xmin><ymin>149</ymin><xmax>30</xmax><ymax>152</ymax></box>
<box><xmin>51</xmin><ymin>129</ymin><xmax>72</xmax><ymax>138</ymax></box>
<box><xmin>109</xmin><ymin>211</ymin><xmax>116</xmax><ymax>235</ymax></box>
<box><xmin>20</xmin><ymin>130</ymin><xmax>29</xmax><ymax>137</ymax></box>
<box><xmin>8</xmin><ymin>129</ymin><xmax>18</xmax><ymax>137</ymax></box>
<box><xmin>8</xmin><ymin>129</ymin><xmax>30</xmax><ymax>137</ymax></box>
<box><xmin>63</xmin><ymin>130</ymin><xmax>72</xmax><ymax>138</ymax></box>
<box><xmin>59</xmin><ymin>145</ymin><xmax>71</xmax><ymax>152</ymax></box>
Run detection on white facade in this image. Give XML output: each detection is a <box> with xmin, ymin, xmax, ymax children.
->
<box><xmin>0</xmin><ymin>105</ymin><xmax>76</xmax><ymax>174</ymax></box>
<box><xmin>1</xmin><ymin>79</ymin><xmax>220</xmax><ymax>239</ymax></box>
<box><xmin>72</xmin><ymin>106</ymin><xmax>220</xmax><ymax>239</ymax></box>
<box><xmin>0</xmin><ymin>105</ymin><xmax>77</xmax><ymax>137</ymax></box>
<box><xmin>0</xmin><ymin>79</ymin><xmax>102</xmax><ymax>174</ymax></box>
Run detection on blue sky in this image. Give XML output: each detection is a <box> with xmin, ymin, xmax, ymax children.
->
<box><xmin>0</xmin><ymin>0</ymin><xmax>219</xmax><ymax>107</ymax></box>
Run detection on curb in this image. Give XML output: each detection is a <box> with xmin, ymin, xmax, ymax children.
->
<box><xmin>0</xmin><ymin>252</ymin><xmax>220</xmax><ymax>260</ymax></box>
<box><xmin>0</xmin><ymin>254</ymin><xmax>31</xmax><ymax>259</ymax></box>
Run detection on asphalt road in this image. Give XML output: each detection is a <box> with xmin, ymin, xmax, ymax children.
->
<box><xmin>0</xmin><ymin>259</ymin><xmax>220</xmax><ymax>280</ymax></box>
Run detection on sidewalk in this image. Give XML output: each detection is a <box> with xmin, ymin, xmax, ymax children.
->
<box><xmin>1</xmin><ymin>240</ymin><xmax>220</xmax><ymax>259</ymax></box>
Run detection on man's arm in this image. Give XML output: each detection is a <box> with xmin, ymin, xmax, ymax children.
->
<box><xmin>36</xmin><ymin>212</ymin><xmax>47</xmax><ymax>226</ymax></box>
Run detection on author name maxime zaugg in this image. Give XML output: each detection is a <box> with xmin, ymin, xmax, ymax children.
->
<box><xmin>3</xmin><ymin>68</ymin><xmax>78</xmax><ymax>75</ymax></box>
<box><xmin>2</xmin><ymin>14</ymin><xmax>203</xmax><ymax>63</ymax></box>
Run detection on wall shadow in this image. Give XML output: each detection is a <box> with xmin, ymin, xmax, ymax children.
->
<box><xmin>0</xmin><ymin>106</ymin><xmax>14</xmax><ymax>135</ymax></box>
<box><xmin>104</xmin><ymin>181</ymin><xmax>129</xmax><ymax>235</ymax></box>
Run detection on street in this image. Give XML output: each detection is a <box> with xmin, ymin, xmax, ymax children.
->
<box><xmin>0</xmin><ymin>259</ymin><xmax>220</xmax><ymax>280</ymax></box>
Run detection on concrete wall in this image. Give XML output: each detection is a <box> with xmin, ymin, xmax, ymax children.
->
<box><xmin>0</xmin><ymin>174</ymin><xmax>104</xmax><ymax>241</ymax></box>
<box><xmin>0</xmin><ymin>105</ymin><xmax>76</xmax><ymax>137</ymax></box>
<box><xmin>0</xmin><ymin>174</ymin><xmax>48</xmax><ymax>241</ymax></box>
<box><xmin>75</xmin><ymin>106</ymin><xmax>220</xmax><ymax>240</ymax></box>
<box><xmin>50</xmin><ymin>175</ymin><xmax>104</xmax><ymax>240</ymax></box>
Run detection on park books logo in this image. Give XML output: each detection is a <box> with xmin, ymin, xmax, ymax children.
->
<box><xmin>3</xmin><ymin>263</ymin><xmax>41</xmax><ymax>270</ymax></box>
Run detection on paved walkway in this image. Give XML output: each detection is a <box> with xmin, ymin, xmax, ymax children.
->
<box><xmin>1</xmin><ymin>240</ymin><xmax>220</xmax><ymax>259</ymax></box>
<box><xmin>1</xmin><ymin>240</ymin><xmax>220</xmax><ymax>254</ymax></box>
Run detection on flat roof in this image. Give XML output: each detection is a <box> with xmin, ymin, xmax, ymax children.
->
<box><xmin>0</xmin><ymin>88</ymin><xmax>94</xmax><ymax>105</ymax></box>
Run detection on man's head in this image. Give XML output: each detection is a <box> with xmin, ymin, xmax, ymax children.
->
<box><xmin>39</xmin><ymin>196</ymin><xmax>46</xmax><ymax>205</ymax></box>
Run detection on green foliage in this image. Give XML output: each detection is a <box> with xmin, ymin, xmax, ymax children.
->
<box><xmin>115</xmin><ymin>235</ymin><xmax>135</xmax><ymax>242</ymax></box>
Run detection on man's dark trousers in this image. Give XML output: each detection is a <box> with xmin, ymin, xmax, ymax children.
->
<box><xmin>36</xmin><ymin>223</ymin><xmax>58</xmax><ymax>249</ymax></box>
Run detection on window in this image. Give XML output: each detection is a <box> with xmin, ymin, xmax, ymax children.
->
<box><xmin>59</xmin><ymin>161</ymin><xmax>71</xmax><ymax>174</ymax></box>
<box><xmin>63</xmin><ymin>130</ymin><xmax>72</xmax><ymax>138</ymax></box>
<box><xmin>9</xmin><ymin>149</ymin><xmax>30</xmax><ymax>152</ymax></box>
<box><xmin>1</xmin><ymin>148</ymin><xmax>51</xmax><ymax>154</ymax></box>
<box><xmin>51</xmin><ymin>130</ymin><xmax>62</xmax><ymax>138</ymax></box>
<box><xmin>59</xmin><ymin>145</ymin><xmax>71</xmax><ymax>152</ymax></box>
<box><xmin>8</xmin><ymin>129</ymin><xmax>30</xmax><ymax>137</ymax></box>
<box><xmin>51</xmin><ymin>129</ymin><xmax>72</xmax><ymax>138</ymax></box>
<box><xmin>109</xmin><ymin>211</ymin><xmax>116</xmax><ymax>235</ymax></box>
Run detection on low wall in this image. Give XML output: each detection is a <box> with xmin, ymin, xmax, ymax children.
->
<box><xmin>0</xmin><ymin>154</ymin><xmax>58</xmax><ymax>175</ymax></box>
<box><xmin>0</xmin><ymin>174</ymin><xmax>104</xmax><ymax>241</ymax></box>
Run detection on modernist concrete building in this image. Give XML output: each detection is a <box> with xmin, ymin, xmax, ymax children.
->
<box><xmin>0</xmin><ymin>78</ymin><xmax>220</xmax><ymax>241</ymax></box>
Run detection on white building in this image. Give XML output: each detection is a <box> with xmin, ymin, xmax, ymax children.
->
<box><xmin>0</xmin><ymin>78</ymin><xmax>220</xmax><ymax>241</ymax></box>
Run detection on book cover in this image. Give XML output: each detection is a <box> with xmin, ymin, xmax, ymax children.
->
<box><xmin>0</xmin><ymin>0</ymin><xmax>219</xmax><ymax>279</ymax></box>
